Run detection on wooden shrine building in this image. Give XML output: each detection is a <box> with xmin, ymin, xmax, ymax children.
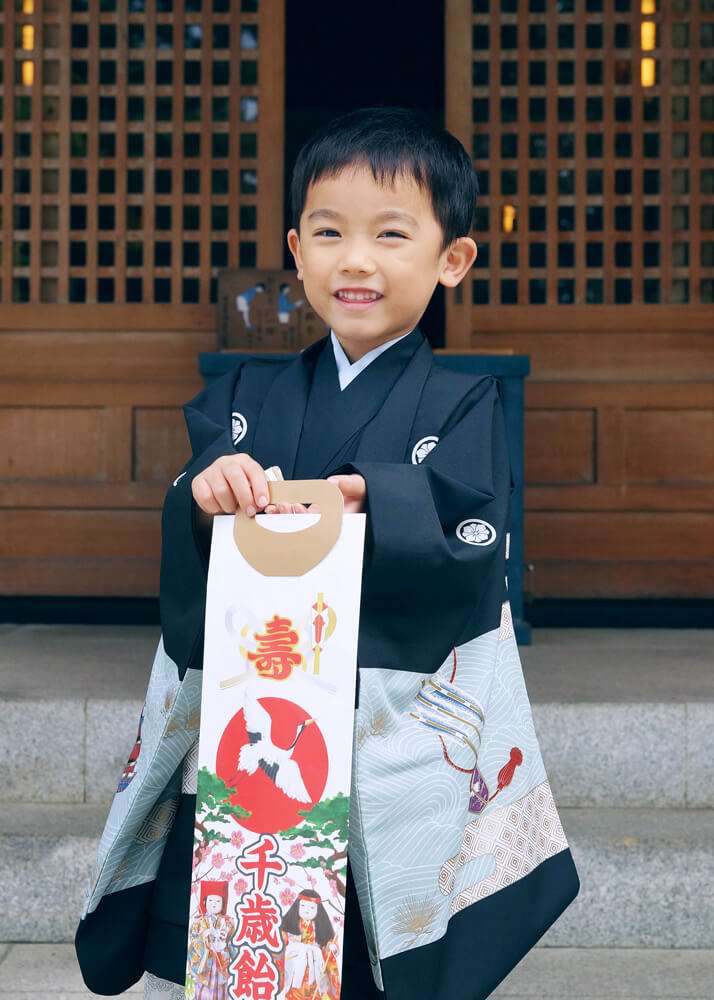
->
<box><xmin>0</xmin><ymin>0</ymin><xmax>712</xmax><ymax>616</ymax></box>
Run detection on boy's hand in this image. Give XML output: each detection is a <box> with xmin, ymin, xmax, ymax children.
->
<box><xmin>264</xmin><ymin>474</ymin><xmax>366</xmax><ymax>515</ymax></box>
<box><xmin>191</xmin><ymin>454</ymin><xmax>269</xmax><ymax>517</ymax></box>
<box><xmin>327</xmin><ymin>473</ymin><xmax>366</xmax><ymax>513</ymax></box>
<box><xmin>265</xmin><ymin>473</ymin><xmax>367</xmax><ymax>514</ymax></box>
<box><xmin>192</xmin><ymin>456</ymin><xmax>366</xmax><ymax>517</ymax></box>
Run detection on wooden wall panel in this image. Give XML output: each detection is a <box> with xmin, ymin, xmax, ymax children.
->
<box><xmin>1</xmin><ymin>503</ymin><xmax>162</xmax><ymax>595</ymax></box>
<box><xmin>134</xmin><ymin>408</ymin><xmax>190</xmax><ymax>483</ymax></box>
<box><xmin>529</xmin><ymin>561</ymin><xmax>714</xmax><ymax>599</ymax></box>
<box><xmin>524</xmin><ymin>409</ymin><xmax>595</xmax><ymax>485</ymax></box>
<box><xmin>623</xmin><ymin>410</ymin><xmax>714</xmax><ymax>483</ymax></box>
<box><xmin>0</xmin><ymin>330</ymin><xmax>215</xmax><ymax>380</ymax></box>
<box><xmin>0</xmin><ymin>328</ymin><xmax>201</xmax><ymax>597</ymax></box>
<box><xmin>2</xmin><ymin>510</ymin><xmax>160</xmax><ymax>560</ymax></box>
<box><xmin>527</xmin><ymin>512</ymin><xmax>714</xmax><ymax>563</ymax></box>
<box><xmin>0</xmin><ymin>509</ymin><xmax>160</xmax><ymax>596</ymax></box>
<box><xmin>0</xmin><ymin>558</ymin><xmax>160</xmax><ymax>597</ymax></box>
<box><xmin>2</xmin><ymin>333</ymin><xmax>712</xmax><ymax>601</ymax></box>
<box><xmin>523</xmin><ymin>380</ymin><xmax>714</xmax><ymax>599</ymax></box>
<box><xmin>0</xmin><ymin>407</ymin><xmax>115</xmax><ymax>481</ymax></box>
<box><xmin>453</xmin><ymin>328</ymin><xmax>714</xmax><ymax>382</ymax></box>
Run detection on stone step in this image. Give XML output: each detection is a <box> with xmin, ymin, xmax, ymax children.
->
<box><xmin>2</xmin><ymin>625</ymin><xmax>713</xmax><ymax>810</ymax></box>
<box><xmin>2</xmin><ymin>693</ymin><xmax>712</xmax><ymax>809</ymax></box>
<box><xmin>2</xmin><ymin>804</ymin><xmax>712</xmax><ymax>948</ymax></box>
<box><xmin>1</xmin><ymin>944</ymin><xmax>713</xmax><ymax>999</ymax></box>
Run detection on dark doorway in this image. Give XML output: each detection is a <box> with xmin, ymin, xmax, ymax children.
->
<box><xmin>284</xmin><ymin>1</ymin><xmax>446</xmax><ymax>347</ymax></box>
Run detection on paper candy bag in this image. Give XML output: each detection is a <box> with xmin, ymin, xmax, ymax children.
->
<box><xmin>185</xmin><ymin>481</ymin><xmax>365</xmax><ymax>1000</ymax></box>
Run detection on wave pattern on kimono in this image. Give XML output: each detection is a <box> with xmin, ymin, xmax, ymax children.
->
<box><xmin>347</xmin><ymin>598</ymin><xmax>579</xmax><ymax>999</ymax></box>
<box><xmin>74</xmin><ymin>325</ymin><xmax>579</xmax><ymax>1000</ymax></box>
<box><xmin>142</xmin><ymin>744</ymin><xmax>199</xmax><ymax>1000</ymax></box>
<box><xmin>144</xmin><ymin>973</ymin><xmax>187</xmax><ymax>1000</ymax></box>
<box><xmin>80</xmin><ymin>639</ymin><xmax>202</xmax><ymax>918</ymax></box>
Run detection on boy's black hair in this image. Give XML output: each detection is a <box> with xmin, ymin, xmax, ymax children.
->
<box><xmin>290</xmin><ymin>106</ymin><xmax>479</xmax><ymax>256</ymax></box>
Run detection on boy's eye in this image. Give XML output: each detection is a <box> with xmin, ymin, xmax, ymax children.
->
<box><xmin>314</xmin><ymin>229</ymin><xmax>406</xmax><ymax>239</ymax></box>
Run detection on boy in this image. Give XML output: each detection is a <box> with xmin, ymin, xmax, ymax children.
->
<box><xmin>76</xmin><ymin>106</ymin><xmax>579</xmax><ymax>1000</ymax></box>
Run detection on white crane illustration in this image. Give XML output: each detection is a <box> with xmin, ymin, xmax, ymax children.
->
<box><xmin>237</xmin><ymin>687</ymin><xmax>314</xmax><ymax>803</ymax></box>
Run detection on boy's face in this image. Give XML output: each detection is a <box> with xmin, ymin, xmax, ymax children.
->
<box><xmin>287</xmin><ymin>165</ymin><xmax>476</xmax><ymax>362</ymax></box>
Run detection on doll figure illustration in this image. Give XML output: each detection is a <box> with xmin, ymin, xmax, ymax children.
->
<box><xmin>277</xmin><ymin>282</ymin><xmax>305</xmax><ymax>324</ymax></box>
<box><xmin>275</xmin><ymin>889</ymin><xmax>340</xmax><ymax>1000</ymax></box>
<box><xmin>187</xmin><ymin>881</ymin><xmax>237</xmax><ymax>1000</ymax></box>
<box><xmin>235</xmin><ymin>281</ymin><xmax>266</xmax><ymax>330</ymax></box>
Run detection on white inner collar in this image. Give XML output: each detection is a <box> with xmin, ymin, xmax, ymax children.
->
<box><xmin>330</xmin><ymin>328</ymin><xmax>415</xmax><ymax>390</ymax></box>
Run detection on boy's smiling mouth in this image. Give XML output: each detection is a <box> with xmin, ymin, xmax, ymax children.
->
<box><xmin>334</xmin><ymin>287</ymin><xmax>384</xmax><ymax>310</ymax></box>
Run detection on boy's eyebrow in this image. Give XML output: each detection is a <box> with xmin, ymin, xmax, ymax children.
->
<box><xmin>307</xmin><ymin>208</ymin><xmax>420</xmax><ymax>227</ymax></box>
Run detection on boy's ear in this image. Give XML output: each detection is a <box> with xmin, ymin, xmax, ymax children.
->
<box><xmin>439</xmin><ymin>236</ymin><xmax>478</xmax><ymax>288</ymax></box>
<box><xmin>287</xmin><ymin>228</ymin><xmax>302</xmax><ymax>272</ymax></box>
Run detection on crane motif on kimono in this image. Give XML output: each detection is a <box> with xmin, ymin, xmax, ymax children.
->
<box><xmin>411</xmin><ymin>649</ymin><xmax>524</xmax><ymax>813</ymax></box>
<box><xmin>237</xmin><ymin>687</ymin><xmax>314</xmax><ymax>803</ymax></box>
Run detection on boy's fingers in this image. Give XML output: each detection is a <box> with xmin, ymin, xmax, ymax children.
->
<box><xmin>217</xmin><ymin>465</ymin><xmax>252</xmax><ymax>514</ymax></box>
<box><xmin>212</xmin><ymin>470</ymin><xmax>242</xmax><ymax>513</ymax></box>
<box><xmin>192</xmin><ymin>477</ymin><xmax>222</xmax><ymax>514</ymax></box>
<box><xmin>264</xmin><ymin>503</ymin><xmax>311</xmax><ymax>513</ymax></box>
<box><xmin>328</xmin><ymin>474</ymin><xmax>366</xmax><ymax>500</ymax></box>
<box><xmin>252</xmin><ymin>501</ymin><xmax>314</xmax><ymax>514</ymax></box>
<box><xmin>240</xmin><ymin>456</ymin><xmax>270</xmax><ymax>509</ymax></box>
<box><xmin>265</xmin><ymin>501</ymin><xmax>289</xmax><ymax>514</ymax></box>
<box><xmin>327</xmin><ymin>474</ymin><xmax>356</xmax><ymax>494</ymax></box>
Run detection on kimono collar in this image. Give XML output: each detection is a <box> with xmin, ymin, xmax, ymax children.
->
<box><xmin>183</xmin><ymin>366</ymin><xmax>242</xmax><ymax>459</ymax></box>
<box><xmin>330</xmin><ymin>327</ymin><xmax>416</xmax><ymax>390</ymax></box>
<box><xmin>251</xmin><ymin>326</ymin><xmax>431</xmax><ymax>478</ymax></box>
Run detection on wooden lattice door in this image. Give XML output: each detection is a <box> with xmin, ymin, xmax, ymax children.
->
<box><xmin>2</xmin><ymin>0</ymin><xmax>284</xmax><ymax>309</ymax></box>
<box><xmin>445</xmin><ymin>0</ymin><xmax>714</xmax><ymax>600</ymax></box>
<box><xmin>0</xmin><ymin>0</ymin><xmax>285</xmax><ymax>597</ymax></box>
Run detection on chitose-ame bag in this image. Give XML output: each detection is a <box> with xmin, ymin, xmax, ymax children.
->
<box><xmin>183</xmin><ymin>480</ymin><xmax>366</xmax><ymax>999</ymax></box>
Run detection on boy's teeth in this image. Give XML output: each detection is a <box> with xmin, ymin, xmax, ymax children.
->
<box><xmin>338</xmin><ymin>291</ymin><xmax>379</xmax><ymax>301</ymax></box>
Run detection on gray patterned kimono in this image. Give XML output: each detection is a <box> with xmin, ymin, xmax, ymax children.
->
<box><xmin>76</xmin><ymin>325</ymin><xmax>579</xmax><ymax>999</ymax></box>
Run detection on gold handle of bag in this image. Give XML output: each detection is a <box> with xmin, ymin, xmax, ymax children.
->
<box><xmin>233</xmin><ymin>479</ymin><xmax>344</xmax><ymax>576</ymax></box>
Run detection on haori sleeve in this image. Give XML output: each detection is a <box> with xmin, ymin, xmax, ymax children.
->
<box><xmin>159</xmin><ymin>364</ymin><xmax>245</xmax><ymax>679</ymax></box>
<box><xmin>337</xmin><ymin>375</ymin><xmax>514</xmax><ymax>675</ymax></box>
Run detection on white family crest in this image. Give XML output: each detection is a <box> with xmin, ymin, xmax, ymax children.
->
<box><xmin>456</xmin><ymin>518</ymin><xmax>497</xmax><ymax>546</ymax></box>
<box><xmin>411</xmin><ymin>435</ymin><xmax>439</xmax><ymax>464</ymax></box>
<box><xmin>172</xmin><ymin>471</ymin><xmax>187</xmax><ymax>487</ymax></box>
<box><xmin>231</xmin><ymin>411</ymin><xmax>248</xmax><ymax>446</ymax></box>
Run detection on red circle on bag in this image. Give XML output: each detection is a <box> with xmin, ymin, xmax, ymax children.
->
<box><xmin>215</xmin><ymin>696</ymin><xmax>328</xmax><ymax>834</ymax></box>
